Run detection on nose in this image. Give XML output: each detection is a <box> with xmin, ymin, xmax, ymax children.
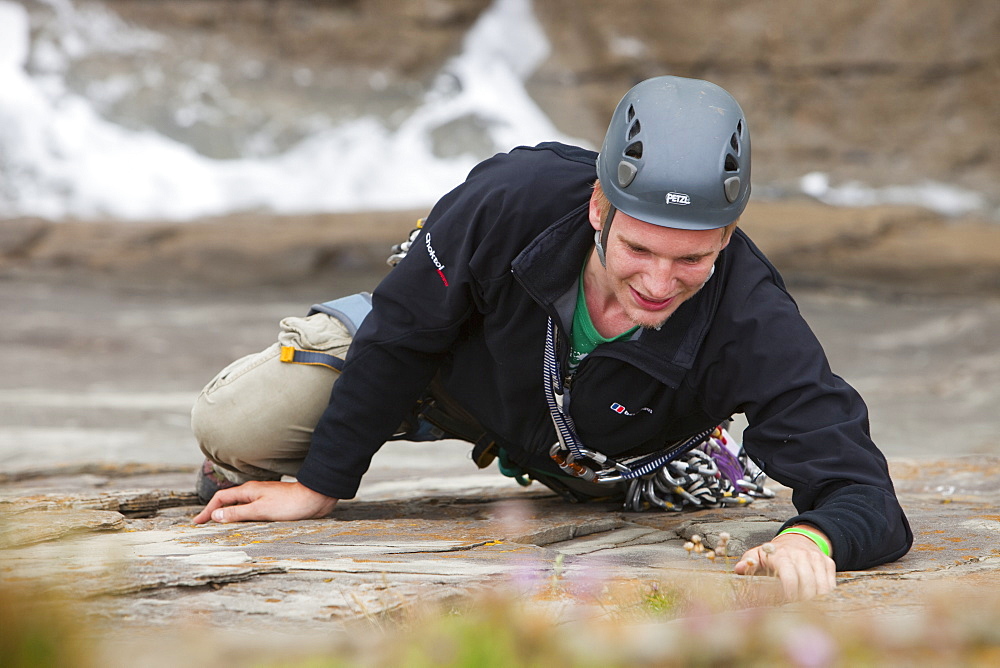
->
<box><xmin>644</xmin><ymin>260</ymin><xmax>680</xmax><ymax>299</ymax></box>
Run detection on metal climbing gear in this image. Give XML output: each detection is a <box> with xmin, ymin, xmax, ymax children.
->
<box><xmin>621</xmin><ymin>427</ymin><xmax>774</xmax><ymax>513</ymax></box>
<box><xmin>387</xmin><ymin>219</ymin><xmax>425</xmax><ymax>267</ymax></box>
<box><xmin>543</xmin><ymin>316</ymin><xmax>772</xmax><ymax>511</ymax></box>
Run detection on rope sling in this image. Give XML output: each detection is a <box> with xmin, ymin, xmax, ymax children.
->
<box><xmin>543</xmin><ymin>317</ymin><xmax>773</xmax><ymax>512</ymax></box>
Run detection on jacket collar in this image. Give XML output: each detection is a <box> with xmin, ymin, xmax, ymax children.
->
<box><xmin>511</xmin><ymin>206</ymin><xmax>726</xmax><ymax>388</ymax></box>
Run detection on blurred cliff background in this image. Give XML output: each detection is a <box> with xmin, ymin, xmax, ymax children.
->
<box><xmin>1</xmin><ymin>0</ymin><xmax>998</xmax><ymax>289</ymax></box>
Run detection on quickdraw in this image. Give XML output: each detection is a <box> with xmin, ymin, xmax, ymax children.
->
<box><xmin>621</xmin><ymin>428</ymin><xmax>775</xmax><ymax>513</ymax></box>
<box><xmin>387</xmin><ymin>219</ymin><xmax>425</xmax><ymax>267</ymax></box>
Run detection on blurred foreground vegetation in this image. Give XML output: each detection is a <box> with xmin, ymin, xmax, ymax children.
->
<box><xmin>4</xmin><ymin>570</ymin><xmax>1000</xmax><ymax>668</ymax></box>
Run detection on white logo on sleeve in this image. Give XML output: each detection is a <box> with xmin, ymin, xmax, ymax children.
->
<box><xmin>424</xmin><ymin>233</ymin><xmax>449</xmax><ymax>286</ymax></box>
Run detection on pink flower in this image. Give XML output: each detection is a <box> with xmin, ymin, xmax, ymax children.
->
<box><xmin>783</xmin><ymin>624</ymin><xmax>838</xmax><ymax>668</ymax></box>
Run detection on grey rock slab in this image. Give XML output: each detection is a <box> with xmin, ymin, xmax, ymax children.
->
<box><xmin>564</xmin><ymin>543</ymin><xmax>682</xmax><ymax>570</ymax></box>
<box><xmin>98</xmin><ymin>559</ymin><xmax>286</xmax><ymax>598</ymax></box>
<box><xmin>506</xmin><ymin>515</ymin><xmax>624</xmax><ymax>546</ymax></box>
<box><xmin>0</xmin><ymin>523</ymin><xmax>285</xmax><ymax>597</ymax></box>
<box><xmin>863</xmin><ymin>495</ymin><xmax>1000</xmax><ymax>574</ymax></box>
<box><xmin>679</xmin><ymin>519</ymin><xmax>787</xmax><ymax>558</ymax></box>
<box><xmin>0</xmin><ymin>486</ymin><xmax>200</xmax><ymax>517</ymax></box>
<box><xmin>1</xmin><ymin>496</ymin><xmax>571</xmax><ymax>622</ymax></box>
<box><xmin>889</xmin><ymin>456</ymin><xmax>1000</xmax><ymax>496</ymax></box>
<box><xmin>547</xmin><ymin>525</ymin><xmax>673</xmax><ymax>556</ymax></box>
<box><xmin>0</xmin><ymin>508</ymin><xmax>126</xmax><ymax>548</ymax></box>
<box><xmin>4</xmin><ymin>455</ymin><xmax>1000</xmax><ymax>635</ymax></box>
<box><xmin>88</xmin><ymin>571</ymin><xmax>489</xmax><ymax>631</ymax></box>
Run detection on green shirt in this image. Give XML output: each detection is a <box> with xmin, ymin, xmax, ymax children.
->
<box><xmin>569</xmin><ymin>265</ymin><xmax>638</xmax><ymax>370</ymax></box>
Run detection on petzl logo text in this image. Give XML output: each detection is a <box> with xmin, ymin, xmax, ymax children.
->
<box><xmin>610</xmin><ymin>402</ymin><xmax>652</xmax><ymax>416</ymax></box>
<box><xmin>425</xmin><ymin>233</ymin><xmax>449</xmax><ymax>286</ymax></box>
<box><xmin>665</xmin><ymin>192</ymin><xmax>691</xmax><ymax>205</ymax></box>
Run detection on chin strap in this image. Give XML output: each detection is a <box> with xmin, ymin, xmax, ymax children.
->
<box><xmin>595</xmin><ymin>205</ymin><xmax>616</xmax><ymax>267</ymax></box>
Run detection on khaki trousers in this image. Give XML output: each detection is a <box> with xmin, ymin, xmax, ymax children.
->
<box><xmin>190</xmin><ymin>311</ymin><xmax>637</xmax><ymax>504</ymax></box>
<box><xmin>190</xmin><ymin>313</ymin><xmax>353</xmax><ymax>484</ymax></box>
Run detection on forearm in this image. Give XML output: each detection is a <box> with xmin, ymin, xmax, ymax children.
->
<box><xmin>297</xmin><ymin>342</ymin><xmax>441</xmax><ymax>499</ymax></box>
<box><xmin>784</xmin><ymin>483</ymin><xmax>912</xmax><ymax>571</ymax></box>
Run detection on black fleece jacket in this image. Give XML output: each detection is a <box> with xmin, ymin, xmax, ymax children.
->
<box><xmin>298</xmin><ymin>142</ymin><xmax>912</xmax><ymax>571</ymax></box>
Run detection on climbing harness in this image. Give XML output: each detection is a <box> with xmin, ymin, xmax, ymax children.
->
<box><xmin>543</xmin><ymin>317</ymin><xmax>773</xmax><ymax>512</ymax></box>
<box><xmin>278</xmin><ymin>292</ymin><xmax>373</xmax><ymax>372</ymax></box>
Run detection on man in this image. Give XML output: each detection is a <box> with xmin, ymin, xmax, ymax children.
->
<box><xmin>192</xmin><ymin>76</ymin><xmax>912</xmax><ymax>600</ymax></box>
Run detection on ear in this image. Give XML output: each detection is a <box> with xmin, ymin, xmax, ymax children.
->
<box><xmin>588</xmin><ymin>185</ymin><xmax>603</xmax><ymax>232</ymax></box>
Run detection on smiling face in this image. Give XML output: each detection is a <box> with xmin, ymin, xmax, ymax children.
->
<box><xmin>585</xmin><ymin>191</ymin><xmax>732</xmax><ymax>334</ymax></box>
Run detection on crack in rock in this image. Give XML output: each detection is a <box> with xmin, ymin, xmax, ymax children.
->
<box><xmin>1</xmin><ymin>489</ymin><xmax>199</xmax><ymax>517</ymax></box>
<box><xmin>509</xmin><ymin>517</ymin><xmax>624</xmax><ymax>547</ymax></box>
<box><xmin>292</xmin><ymin>540</ymin><xmax>498</xmax><ymax>554</ymax></box>
<box><xmin>384</xmin><ymin>540</ymin><xmax>497</xmax><ymax>555</ymax></box>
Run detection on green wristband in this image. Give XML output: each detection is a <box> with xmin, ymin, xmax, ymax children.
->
<box><xmin>778</xmin><ymin>527</ymin><xmax>832</xmax><ymax>558</ymax></box>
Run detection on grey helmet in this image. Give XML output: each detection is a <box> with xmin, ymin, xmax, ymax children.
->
<box><xmin>596</xmin><ymin>76</ymin><xmax>751</xmax><ymax>232</ymax></box>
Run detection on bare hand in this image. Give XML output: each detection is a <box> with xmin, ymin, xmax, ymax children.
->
<box><xmin>192</xmin><ymin>480</ymin><xmax>338</xmax><ymax>524</ymax></box>
<box><xmin>734</xmin><ymin>527</ymin><xmax>836</xmax><ymax>600</ymax></box>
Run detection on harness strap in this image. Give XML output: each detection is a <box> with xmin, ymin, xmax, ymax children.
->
<box><xmin>280</xmin><ymin>292</ymin><xmax>374</xmax><ymax>372</ymax></box>
<box><xmin>279</xmin><ymin>346</ymin><xmax>345</xmax><ymax>372</ymax></box>
<box><xmin>497</xmin><ymin>449</ymin><xmax>532</xmax><ymax>487</ymax></box>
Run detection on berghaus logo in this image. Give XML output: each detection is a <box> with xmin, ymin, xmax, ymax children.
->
<box><xmin>610</xmin><ymin>402</ymin><xmax>652</xmax><ymax>416</ymax></box>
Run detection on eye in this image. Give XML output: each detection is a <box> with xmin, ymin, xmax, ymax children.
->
<box><xmin>626</xmin><ymin>243</ymin><xmax>649</xmax><ymax>255</ymax></box>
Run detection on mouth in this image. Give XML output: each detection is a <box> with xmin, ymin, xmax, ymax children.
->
<box><xmin>629</xmin><ymin>287</ymin><xmax>676</xmax><ymax>312</ymax></box>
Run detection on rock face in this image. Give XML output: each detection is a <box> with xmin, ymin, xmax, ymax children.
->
<box><xmin>5</xmin><ymin>202</ymin><xmax>1000</xmax><ymax>296</ymax></box>
<box><xmin>4</xmin><ymin>4</ymin><xmax>1000</xmax><ymax>294</ymax></box>
<box><xmin>3</xmin><ymin>453</ymin><xmax>1000</xmax><ymax>637</ymax></box>
<box><xmin>89</xmin><ymin>0</ymin><xmax>1000</xmax><ymax>206</ymax></box>
<box><xmin>529</xmin><ymin>0</ymin><xmax>1000</xmax><ymax>200</ymax></box>
<box><xmin>77</xmin><ymin>0</ymin><xmax>495</xmax><ymax>159</ymax></box>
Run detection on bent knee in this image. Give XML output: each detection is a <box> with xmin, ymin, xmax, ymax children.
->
<box><xmin>191</xmin><ymin>341</ymin><xmax>340</xmax><ymax>476</ymax></box>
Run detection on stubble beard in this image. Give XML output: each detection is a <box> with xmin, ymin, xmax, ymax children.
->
<box><xmin>625</xmin><ymin>282</ymin><xmax>707</xmax><ymax>331</ymax></box>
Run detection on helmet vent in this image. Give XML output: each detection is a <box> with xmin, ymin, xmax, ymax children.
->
<box><xmin>724</xmin><ymin>176</ymin><xmax>741</xmax><ymax>203</ymax></box>
<box><xmin>625</xmin><ymin>141</ymin><xmax>643</xmax><ymax>160</ymax></box>
<box><xmin>737</xmin><ymin>119</ymin><xmax>744</xmax><ymax>135</ymax></box>
<box><xmin>627</xmin><ymin>104</ymin><xmax>636</xmax><ymax>123</ymax></box>
<box><xmin>730</xmin><ymin>132</ymin><xmax>740</xmax><ymax>153</ymax></box>
<box><xmin>724</xmin><ymin>153</ymin><xmax>739</xmax><ymax>172</ymax></box>
<box><xmin>628</xmin><ymin>119</ymin><xmax>641</xmax><ymax>141</ymax></box>
<box><xmin>617</xmin><ymin>160</ymin><xmax>638</xmax><ymax>188</ymax></box>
